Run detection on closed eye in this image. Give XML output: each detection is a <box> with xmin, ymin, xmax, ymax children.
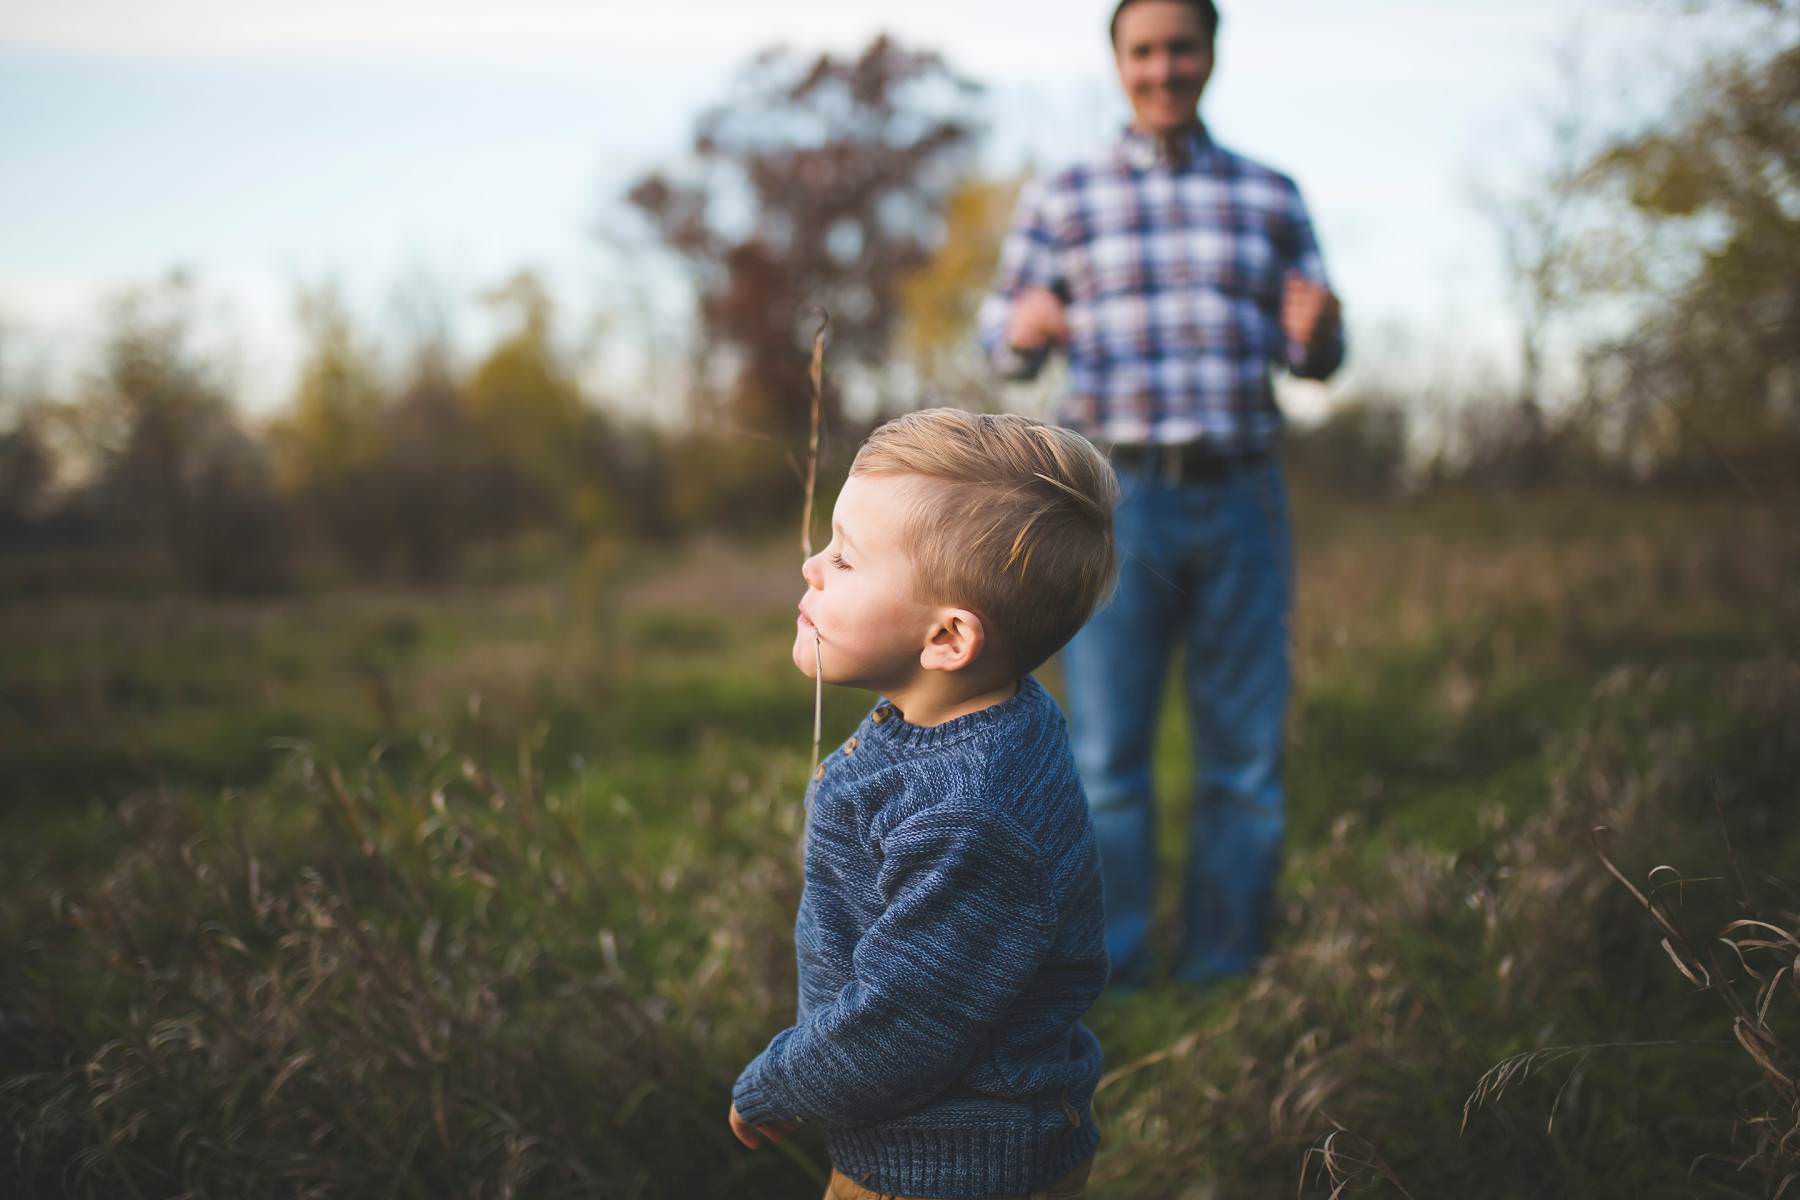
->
<box><xmin>830</xmin><ymin>552</ymin><xmax>850</xmax><ymax>570</ymax></box>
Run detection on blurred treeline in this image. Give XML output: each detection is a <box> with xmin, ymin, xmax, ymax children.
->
<box><xmin>2</xmin><ymin>9</ymin><xmax>1796</xmax><ymax>595</ymax></box>
<box><xmin>0</xmin><ymin>271</ymin><xmax>672</xmax><ymax>594</ymax></box>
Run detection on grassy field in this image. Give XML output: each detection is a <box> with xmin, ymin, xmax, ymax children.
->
<box><xmin>2</xmin><ymin>483</ymin><xmax>1797</xmax><ymax>1198</ymax></box>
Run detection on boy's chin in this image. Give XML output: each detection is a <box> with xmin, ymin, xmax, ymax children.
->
<box><xmin>791</xmin><ymin>633</ymin><xmax>822</xmax><ymax>679</ymax></box>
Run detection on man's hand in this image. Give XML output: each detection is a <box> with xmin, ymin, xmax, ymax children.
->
<box><xmin>1281</xmin><ymin>272</ymin><xmax>1339</xmax><ymax>352</ymax></box>
<box><xmin>1005</xmin><ymin>286</ymin><xmax>1070</xmax><ymax>350</ymax></box>
<box><xmin>729</xmin><ymin>1103</ymin><xmax>801</xmax><ymax>1150</ymax></box>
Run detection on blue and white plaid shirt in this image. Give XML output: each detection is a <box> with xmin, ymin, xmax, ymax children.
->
<box><xmin>978</xmin><ymin>125</ymin><xmax>1344</xmax><ymax>452</ymax></box>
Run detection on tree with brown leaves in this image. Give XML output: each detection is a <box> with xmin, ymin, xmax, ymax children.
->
<box><xmin>627</xmin><ymin>35</ymin><xmax>982</xmax><ymax>439</ymax></box>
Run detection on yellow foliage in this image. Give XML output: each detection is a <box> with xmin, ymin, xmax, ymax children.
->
<box><xmin>271</xmin><ymin>287</ymin><xmax>384</xmax><ymax>494</ymax></box>
<box><xmin>897</xmin><ymin>175</ymin><xmax>1024</xmax><ymax>368</ymax></box>
<box><xmin>463</xmin><ymin>271</ymin><xmax>586</xmax><ymax>489</ymax></box>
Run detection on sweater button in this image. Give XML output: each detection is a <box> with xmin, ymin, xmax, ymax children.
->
<box><xmin>844</xmin><ymin>736</ymin><xmax>858</xmax><ymax>754</ymax></box>
<box><xmin>813</xmin><ymin>763</ymin><xmax>825</xmax><ymax>781</ymax></box>
<box><xmin>871</xmin><ymin>706</ymin><xmax>889</xmax><ymax>723</ymax></box>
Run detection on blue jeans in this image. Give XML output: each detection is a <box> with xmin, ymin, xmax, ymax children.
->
<box><xmin>1061</xmin><ymin>456</ymin><xmax>1292</xmax><ymax>986</ymax></box>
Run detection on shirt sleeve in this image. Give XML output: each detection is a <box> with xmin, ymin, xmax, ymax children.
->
<box><xmin>1281</xmin><ymin>179</ymin><xmax>1346</xmax><ymax>381</ymax></box>
<box><xmin>976</xmin><ymin>177</ymin><xmax>1064</xmax><ymax>382</ymax></box>
<box><xmin>731</xmin><ymin>803</ymin><xmax>1052</xmax><ymax>1127</ymax></box>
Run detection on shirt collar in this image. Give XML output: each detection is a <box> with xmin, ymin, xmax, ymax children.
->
<box><xmin>1116</xmin><ymin>122</ymin><xmax>1214</xmax><ymax>172</ymax></box>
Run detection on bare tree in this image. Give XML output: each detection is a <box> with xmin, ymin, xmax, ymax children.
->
<box><xmin>1468</xmin><ymin>40</ymin><xmax>1618</xmax><ymax>454</ymax></box>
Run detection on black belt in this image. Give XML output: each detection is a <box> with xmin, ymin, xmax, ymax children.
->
<box><xmin>1107</xmin><ymin>442</ymin><xmax>1270</xmax><ymax>485</ymax></box>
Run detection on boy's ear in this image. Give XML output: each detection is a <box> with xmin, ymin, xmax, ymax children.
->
<box><xmin>920</xmin><ymin>607</ymin><xmax>985</xmax><ymax>674</ymax></box>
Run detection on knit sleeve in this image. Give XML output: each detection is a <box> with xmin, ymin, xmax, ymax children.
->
<box><xmin>731</xmin><ymin>803</ymin><xmax>1052</xmax><ymax>1127</ymax></box>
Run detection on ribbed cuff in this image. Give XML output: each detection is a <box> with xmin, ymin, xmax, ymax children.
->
<box><xmin>827</xmin><ymin>1117</ymin><xmax>1099</xmax><ymax>1198</ymax></box>
<box><xmin>731</xmin><ymin>1066</ymin><xmax>786</xmax><ymax>1128</ymax></box>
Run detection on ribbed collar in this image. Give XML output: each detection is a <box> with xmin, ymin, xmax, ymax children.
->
<box><xmin>1115</xmin><ymin>121</ymin><xmax>1215</xmax><ymax>172</ymax></box>
<box><xmin>863</xmin><ymin>675</ymin><xmax>1050</xmax><ymax>755</ymax></box>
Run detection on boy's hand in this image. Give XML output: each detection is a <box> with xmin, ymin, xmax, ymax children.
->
<box><xmin>729</xmin><ymin>1103</ymin><xmax>801</xmax><ymax>1149</ymax></box>
<box><xmin>728</xmin><ymin>1104</ymin><xmax>762</xmax><ymax>1149</ymax></box>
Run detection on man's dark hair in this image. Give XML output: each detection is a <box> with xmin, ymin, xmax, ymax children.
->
<box><xmin>1108</xmin><ymin>0</ymin><xmax>1219</xmax><ymax>46</ymax></box>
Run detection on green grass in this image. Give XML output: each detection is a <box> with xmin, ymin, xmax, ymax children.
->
<box><xmin>2</xmin><ymin>484</ymin><xmax>1797</xmax><ymax>1197</ymax></box>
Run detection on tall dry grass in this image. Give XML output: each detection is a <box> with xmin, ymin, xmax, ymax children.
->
<box><xmin>2</xmin><ymin>743</ymin><xmax>815</xmax><ymax>1198</ymax></box>
<box><xmin>4</xmin><ymin>487</ymin><xmax>1795</xmax><ymax>1198</ymax></box>
<box><xmin>1090</xmin><ymin>660</ymin><xmax>1798</xmax><ymax>1198</ymax></box>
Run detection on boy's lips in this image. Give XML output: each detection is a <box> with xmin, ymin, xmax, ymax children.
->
<box><xmin>797</xmin><ymin>605</ymin><xmax>817</xmax><ymax>631</ymax></box>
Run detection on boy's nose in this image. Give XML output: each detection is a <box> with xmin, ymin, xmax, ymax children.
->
<box><xmin>801</xmin><ymin>551</ymin><xmax>824</xmax><ymax>588</ymax></box>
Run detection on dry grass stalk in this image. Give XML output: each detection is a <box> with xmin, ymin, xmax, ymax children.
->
<box><xmin>803</xmin><ymin>308</ymin><xmax>830</xmax><ymax>778</ymax></box>
<box><xmin>1299</xmin><ymin>1126</ymin><xmax>1418</xmax><ymax>1200</ymax></box>
<box><xmin>1526</xmin><ymin>727</ymin><xmax>1800</xmax><ymax>1192</ymax></box>
<box><xmin>801</xmin><ymin>309</ymin><xmax>829</xmax><ymax>560</ymax></box>
<box><xmin>1461</xmin><ymin>1040</ymin><xmax>1705</xmax><ymax>1135</ymax></box>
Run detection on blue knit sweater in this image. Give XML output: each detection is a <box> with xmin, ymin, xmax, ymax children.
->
<box><xmin>732</xmin><ymin>675</ymin><xmax>1107</xmax><ymax>1197</ymax></box>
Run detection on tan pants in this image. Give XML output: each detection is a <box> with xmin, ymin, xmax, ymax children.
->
<box><xmin>823</xmin><ymin>1158</ymin><xmax>1091</xmax><ymax>1200</ymax></box>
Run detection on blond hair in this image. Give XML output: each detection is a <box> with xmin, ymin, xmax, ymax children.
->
<box><xmin>851</xmin><ymin>408</ymin><xmax>1118</xmax><ymax>674</ymax></box>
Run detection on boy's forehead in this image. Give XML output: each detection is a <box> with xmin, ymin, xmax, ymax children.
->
<box><xmin>839</xmin><ymin>472</ymin><xmax>940</xmax><ymax>519</ymax></box>
<box><xmin>837</xmin><ymin>472</ymin><xmax>948</xmax><ymax>552</ymax></box>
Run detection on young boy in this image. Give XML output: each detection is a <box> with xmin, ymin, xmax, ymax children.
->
<box><xmin>729</xmin><ymin>408</ymin><xmax>1118</xmax><ymax>1200</ymax></box>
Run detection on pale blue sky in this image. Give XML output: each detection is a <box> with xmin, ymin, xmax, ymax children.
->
<box><xmin>0</xmin><ymin>1</ymin><xmax>1745</xmax><ymax>421</ymax></box>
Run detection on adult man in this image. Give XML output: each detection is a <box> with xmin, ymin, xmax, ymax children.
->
<box><xmin>978</xmin><ymin>0</ymin><xmax>1343</xmax><ymax>988</ymax></box>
